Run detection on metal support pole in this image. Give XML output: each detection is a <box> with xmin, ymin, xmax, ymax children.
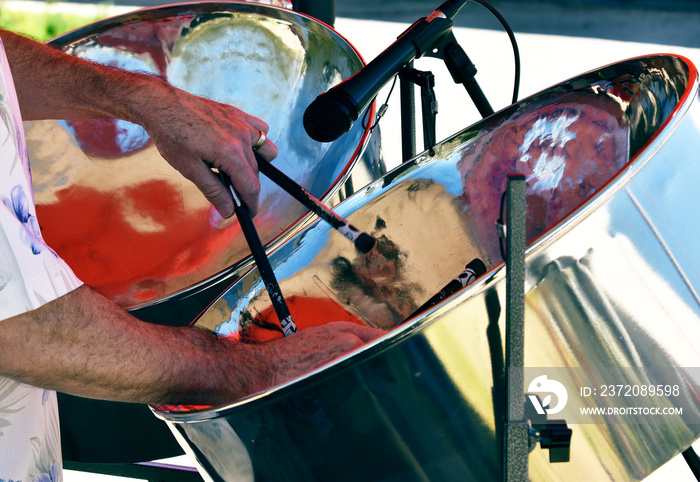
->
<box><xmin>400</xmin><ymin>61</ymin><xmax>417</xmax><ymax>162</ymax></box>
<box><xmin>683</xmin><ymin>447</ymin><xmax>700</xmax><ymax>481</ymax></box>
<box><xmin>504</xmin><ymin>174</ymin><xmax>528</xmax><ymax>481</ymax></box>
<box><xmin>291</xmin><ymin>0</ymin><xmax>335</xmax><ymax>26</ymax></box>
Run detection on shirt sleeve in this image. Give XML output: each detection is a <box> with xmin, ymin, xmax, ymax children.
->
<box><xmin>0</xmin><ymin>37</ymin><xmax>82</xmax><ymax>322</ymax></box>
<box><xmin>0</xmin><ymin>185</ymin><xmax>83</xmax><ymax>320</ymax></box>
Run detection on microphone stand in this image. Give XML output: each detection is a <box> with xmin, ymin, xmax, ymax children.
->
<box><xmin>397</xmin><ymin>0</ymin><xmax>494</xmax><ymax>160</ymax></box>
<box><xmin>439</xmin><ymin>31</ymin><xmax>494</xmax><ymax>118</ymax></box>
<box><xmin>400</xmin><ymin>61</ymin><xmax>417</xmax><ymax>162</ymax></box>
<box><xmin>400</xmin><ymin>65</ymin><xmax>438</xmax><ymax>159</ymax></box>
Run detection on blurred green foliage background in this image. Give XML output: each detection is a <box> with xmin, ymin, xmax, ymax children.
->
<box><xmin>0</xmin><ymin>2</ymin><xmax>104</xmax><ymax>40</ymax></box>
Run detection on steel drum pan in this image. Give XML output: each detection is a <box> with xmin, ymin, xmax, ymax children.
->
<box><xmin>154</xmin><ymin>55</ymin><xmax>700</xmax><ymax>481</ymax></box>
<box><xmin>26</xmin><ymin>1</ymin><xmax>383</xmax><ymax>325</ymax></box>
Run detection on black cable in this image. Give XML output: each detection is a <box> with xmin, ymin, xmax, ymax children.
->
<box><xmin>363</xmin><ymin>0</ymin><xmax>521</xmax><ymax>135</ymax></box>
<box><xmin>468</xmin><ymin>0</ymin><xmax>521</xmax><ymax>104</ymax></box>
<box><xmin>363</xmin><ymin>74</ymin><xmax>399</xmax><ymax>132</ymax></box>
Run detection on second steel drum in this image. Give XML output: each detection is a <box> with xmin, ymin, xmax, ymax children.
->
<box><xmin>26</xmin><ymin>1</ymin><xmax>383</xmax><ymax>324</ymax></box>
<box><xmin>155</xmin><ymin>55</ymin><xmax>700</xmax><ymax>481</ymax></box>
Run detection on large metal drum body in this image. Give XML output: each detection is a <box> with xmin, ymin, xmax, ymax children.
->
<box><xmin>25</xmin><ymin>1</ymin><xmax>383</xmax><ymax>325</ymax></box>
<box><xmin>155</xmin><ymin>55</ymin><xmax>700</xmax><ymax>481</ymax></box>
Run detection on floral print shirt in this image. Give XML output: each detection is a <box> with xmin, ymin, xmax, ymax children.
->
<box><xmin>0</xmin><ymin>38</ymin><xmax>82</xmax><ymax>482</ymax></box>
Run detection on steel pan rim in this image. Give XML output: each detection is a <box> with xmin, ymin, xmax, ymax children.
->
<box><xmin>152</xmin><ymin>53</ymin><xmax>697</xmax><ymax>422</ymax></box>
<box><xmin>42</xmin><ymin>0</ymin><xmax>377</xmax><ymax>313</ymax></box>
<box><xmin>413</xmin><ymin>53</ymin><xmax>698</xmax><ymax>273</ymax></box>
<box><xmin>516</xmin><ymin>53</ymin><xmax>698</xmax><ymax>261</ymax></box>
<box><xmin>50</xmin><ymin>1</ymin><xmax>328</xmax><ymax>45</ymax></box>
<box><xmin>151</xmin><ymin>271</ymin><xmax>499</xmax><ymax>423</ymax></box>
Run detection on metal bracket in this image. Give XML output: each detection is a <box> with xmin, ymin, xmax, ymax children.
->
<box><xmin>400</xmin><ymin>67</ymin><xmax>438</xmax><ymax>155</ymax></box>
<box><xmin>526</xmin><ymin>396</ymin><xmax>573</xmax><ymax>463</ymax></box>
<box><xmin>501</xmin><ymin>175</ymin><xmax>573</xmax><ymax>477</ymax></box>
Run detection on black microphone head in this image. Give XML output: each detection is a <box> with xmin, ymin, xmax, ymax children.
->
<box><xmin>303</xmin><ymin>89</ymin><xmax>358</xmax><ymax>143</ymax></box>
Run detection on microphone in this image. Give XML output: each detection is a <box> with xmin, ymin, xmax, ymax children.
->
<box><xmin>303</xmin><ymin>0</ymin><xmax>466</xmax><ymax>142</ymax></box>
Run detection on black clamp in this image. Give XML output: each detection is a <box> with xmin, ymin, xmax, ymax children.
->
<box><xmin>400</xmin><ymin>67</ymin><xmax>438</xmax><ymax>155</ymax></box>
<box><xmin>537</xmin><ymin>421</ymin><xmax>573</xmax><ymax>463</ymax></box>
<box><xmin>525</xmin><ymin>395</ymin><xmax>573</xmax><ymax>463</ymax></box>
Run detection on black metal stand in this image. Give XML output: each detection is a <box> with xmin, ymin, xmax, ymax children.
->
<box><xmin>400</xmin><ymin>61</ymin><xmax>418</xmax><ymax>162</ymax></box>
<box><xmin>397</xmin><ymin>20</ymin><xmax>493</xmax><ymax>162</ymax></box>
<box><xmin>496</xmin><ymin>176</ymin><xmax>572</xmax><ymax>480</ymax></box>
<box><xmin>503</xmin><ymin>175</ymin><xmax>529</xmax><ymax>481</ymax></box>
<box><xmin>441</xmin><ymin>31</ymin><xmax>494</xmax><ymax>118</ymax></box>
<box><xmin>400</xmin><ymin>66</ymin><xmax>438</xmax><ymax>156</ymax></box>
<box><xmin>683</xmin><ymin>446</ymin><xmax>700</xmax><ymax>481</ymax></box>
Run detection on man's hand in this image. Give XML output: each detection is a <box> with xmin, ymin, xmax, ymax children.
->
<box><xmin>251</xmin><ymin>322</ymin><xmax>385</xmax><ymax>391</ymax></box>
<box><xmin>135</xmin><ymin>83</ymin><xmax>279</xmax><ymax>218</ymax></box>
<box><xmin>0</xmin><ymin>28</ymin><xmax>277</xmax><ymax>217</ymax></box>
<box><xmin>0</xmin><ymin>286</ymin><xmax>384</xmax><ymax>405</ymax></box>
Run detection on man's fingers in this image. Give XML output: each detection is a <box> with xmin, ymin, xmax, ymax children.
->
<box><xmin>225</xmin><ymin>151</ymin><xmax>260</xmax><ymax>218</ymax></box>
<box><xmin>295</xmin><ymin>321</ymin><xmax>385</xmax><ymax>351</ymax></box>
<box><xmin>231</xmin><ymin>130</ymin><xmax>277</xmax><ymax>217</ymax></box>
<box><xmin>252</xmin><ymin>132</ymin><xmax>279</xmax><ymax>165</ymax></box>
<box><xmin>325</xmin><ymin>321</ymin><xmax>385</xmax><ymax>343</ymax></box>
<box><xmin>186</xmin><ymin>158</ymin><xmax>260</xmax><ymax>219</ymax></box>
<box><xmin>246</xmin><ymin>320</ymin><xmax>387</xmax><ymax>392</ymax></box>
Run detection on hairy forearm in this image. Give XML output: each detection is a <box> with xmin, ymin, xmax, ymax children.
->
<box><xmin>0</xmin><ymin>285</ymin><xmax>381</xmax><ymax>405</ymax></box>
<box><xmin>0</xmin><ymin>28</ymin><xmax>171</xmax><ymax>122</ymax></box>
<box><xmin>0</xmin><ymin>28</ymin><xmax>277</xmax><ymax>216</ymax></box>
<box><xmin>0</xmin><ymin>285</ymin><xmax>274</xmax><ymax>405</ymax></box>
<box><xmin>0</xmin><ymin>32</ymin><xmax>380</xmax><ymax>399</ymax></box>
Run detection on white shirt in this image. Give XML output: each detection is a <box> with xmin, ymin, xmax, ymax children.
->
<box><xmin>0</xmin><ymin>37</ymin><xmax>82</xmax><ymax>482</ymax></box>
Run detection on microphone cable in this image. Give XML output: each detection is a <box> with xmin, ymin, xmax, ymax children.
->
<box><xmin>468</xmin><ymin>0</ymin><xmax>521</xmax><ymax>104</ymax></box>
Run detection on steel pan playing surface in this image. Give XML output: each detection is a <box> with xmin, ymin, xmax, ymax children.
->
<box><xmin>156</xmin><ymin>54</ymin><xmax>700</xmax><ymax>481</ymax></box>
<box><xmin>26</xmin><ymin>1</ymin><xmax>381</xmax><ymax>319</ymax></box>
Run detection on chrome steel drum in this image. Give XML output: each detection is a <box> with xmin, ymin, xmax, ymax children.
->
<box><xmin>26</xmin><ymin>1</ymin><xmax>383</xmax><ymax>323</ymax></box>
<box><xmin>154</xmin><ymin>55</ymin><xmax>700</xmax><ymax>481</ymax></box>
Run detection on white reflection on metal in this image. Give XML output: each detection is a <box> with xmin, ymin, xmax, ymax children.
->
<box><xmin>519</xmin><ymin>114</ymin><xmax>580</xmax><ymax>193</ymax></box>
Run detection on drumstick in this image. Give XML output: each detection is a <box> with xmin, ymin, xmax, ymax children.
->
<box><xmin>409</xmin><ymin>258</ymin><xmax>487</xmax><ymax>318</ymax></box>
<box><xmin>218</xmin><ymin>170</ymin><xmax>297</xmax><ymax>337</ymax></box>
<box><xmin>256</xmin><ymin>156</ymin><xmax>376</xmax><ymax>254</ymax></box>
